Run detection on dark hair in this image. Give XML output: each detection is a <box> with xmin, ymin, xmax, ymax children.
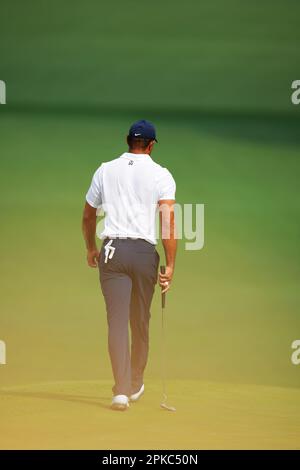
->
<box><xmin>127</xmin><ymin>136</ymin><xmax>152</xmax><ymax>150</ymax></box>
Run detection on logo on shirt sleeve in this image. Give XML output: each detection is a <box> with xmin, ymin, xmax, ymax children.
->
<box><xmin>128</xmin><ymin>160</ymin><xmax>134</xmax><ymax>165</ymax></box>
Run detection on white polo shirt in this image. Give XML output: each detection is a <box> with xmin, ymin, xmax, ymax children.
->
<box><xmin>86</xmin><ymin>152</ymin><xmax>176</xmax><ymax>245</ymax></box>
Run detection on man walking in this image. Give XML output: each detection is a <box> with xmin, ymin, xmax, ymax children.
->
<box><xmin>82</xmin><ymin>120</ymin><xmax>177</xmax><ymax>411</ymax></box>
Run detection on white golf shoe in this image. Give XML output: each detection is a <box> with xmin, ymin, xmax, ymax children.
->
<box><xmin>130</xmin><ymin>384</ymin><xmax>145</xmax><ymax>402</ymax></box>
<box><xmin>111</xmin><ymin>394</ymin><xmax>129</xmax><ymax>411</ymax></box>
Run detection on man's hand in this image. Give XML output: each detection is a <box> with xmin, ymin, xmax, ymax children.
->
<box><xmin>87</xmin><ymin>249</ymin><xmax>100</xmax><ymax>268</ymax></box>
<box><xmin>159</xmin><ymin>266</ymin><xmax>174</xmax><ymax>293</ymax></box>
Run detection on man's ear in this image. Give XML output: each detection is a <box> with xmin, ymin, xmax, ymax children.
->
<box><xmin>126</xmin><ymin>135</ymin><xmax>130</xmax><ymax>146</ymax></box>
<box><xmin>148</xmin><ymin>140</ymin><xmax>155</xmax><ymax>153</ymax></box>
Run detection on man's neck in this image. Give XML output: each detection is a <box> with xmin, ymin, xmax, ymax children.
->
<box><xmin>128</xmin><ymin>149</ymin><xmax>150</xmax><ymax>155</ymax></box>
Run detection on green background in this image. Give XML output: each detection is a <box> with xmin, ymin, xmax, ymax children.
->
<box><xmin>1</xmin><ymin>0</ymin><xmax>300</xmax><ymax>449</ymax></box>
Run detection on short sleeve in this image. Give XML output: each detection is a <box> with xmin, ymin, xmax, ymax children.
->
<box><xmin>157</xmin><ymin>168</ymin><xmax>176</xmax><ymax>201</ymax></box>
<box><xmin>86</xmin><ymin>165</ymin><xmax>103</xmax><ymax>208</ymax></box>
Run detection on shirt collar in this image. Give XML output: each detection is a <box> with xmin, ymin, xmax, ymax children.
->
<box><xmin>120</xmin><ymin>152</ymin><xmax>151</xmax><ymax>160</ymax></box>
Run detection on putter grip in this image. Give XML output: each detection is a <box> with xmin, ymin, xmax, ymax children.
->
<box><xmin>160</xmin><ymin>265</ymin><xmax>166</xmax><ymax>309</ymax></box>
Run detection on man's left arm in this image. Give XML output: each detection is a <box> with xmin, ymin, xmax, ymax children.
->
<box><xmin>83</xmin><ymin>166</ymin><xmax>103</xmax><ymax>267</ymax></box>
<box><xmin>82</xmin><ymin>202</ymin><xmax>99</xmax><ymax>268</ymax></box>
<box><xmin>82</xmin><ymin>202</ymin><xmax>99</xmax><ymax>267</ymax></box>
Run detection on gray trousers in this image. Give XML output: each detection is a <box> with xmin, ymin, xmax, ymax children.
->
<box><xmin>99</xmin><ymin>238</ymin><xmax>159</xmax><ymax>396</ymax></box>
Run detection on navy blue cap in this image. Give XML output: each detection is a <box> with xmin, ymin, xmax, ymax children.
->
<box><xmin>128</xmin><ymin>119</ymin><xmax>158</xmax><ymax>143</ymax></box>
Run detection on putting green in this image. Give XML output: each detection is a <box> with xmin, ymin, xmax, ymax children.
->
<box><xmin>1</xmin><ymin>0</ymin><xmax>300</xmax><ymax>451</ymax></box>
<box><xmin>1</xmin><ymin>379</ymin><xmax>300</xmax><ymax>449</ymax></box>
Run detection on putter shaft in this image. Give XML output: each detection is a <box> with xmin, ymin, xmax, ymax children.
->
<box><xmin>159</xmin><ymin>265</ymin><xmax>176</xmax><ymax>412</ymax></box>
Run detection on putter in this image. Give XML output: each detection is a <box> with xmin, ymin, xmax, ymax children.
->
<box><xmin>160</xmin><ymin>265</ymin><xmax>176</xmax><ymax>412</ymax></box>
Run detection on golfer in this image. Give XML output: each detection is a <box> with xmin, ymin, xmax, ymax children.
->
<box><xmin>82</xmin><ymin>120</ymin><xmax>177</xmax><ymax>411</ymax></box>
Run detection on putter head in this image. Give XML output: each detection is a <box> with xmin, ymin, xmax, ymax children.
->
<box><xmin>160</xmin><ymin>402</ymin><xmax>176</xmax><ymax>412</ymax></box>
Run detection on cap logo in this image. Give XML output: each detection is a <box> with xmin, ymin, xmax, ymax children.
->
<box><xmin>134</xmin><ymin>133</ymin><xmax>141</xmax><ymax>136</ymax></box>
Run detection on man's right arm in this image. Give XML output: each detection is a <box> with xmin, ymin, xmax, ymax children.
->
<box><xmin>159</xmin><ymin>200</ymin><xmax>177</xmax><ymax>293</ymax></box>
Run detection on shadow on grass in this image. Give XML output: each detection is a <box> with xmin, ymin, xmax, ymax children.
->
<box><xmin>2</xmin><ymin>103</ymin><xmax>300</xmax><ymax>148</ymax></box>
<box><xmin>0</xmin><ymin>390</ymin><xmax>110</xmax><ymax>410</ymax></box>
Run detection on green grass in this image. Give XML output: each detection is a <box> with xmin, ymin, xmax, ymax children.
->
<box><xmin>1</xmin><ymin>109</ymin><xmax>300</xmax><ymax>392</ymax></box>
<box><xmin>1</xmin><ymin>379</ymin><xmax>300</xmax><ymax>449</ymax></box>
<box><xmin>1</xmin><ymin>0</ymin><xmax>300</xmax><ymax>450</ymax></box>
<box><xmin>1</xmin><ymin>0</ymin><xmax>300</xmax><ymax>112</ymax></box>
